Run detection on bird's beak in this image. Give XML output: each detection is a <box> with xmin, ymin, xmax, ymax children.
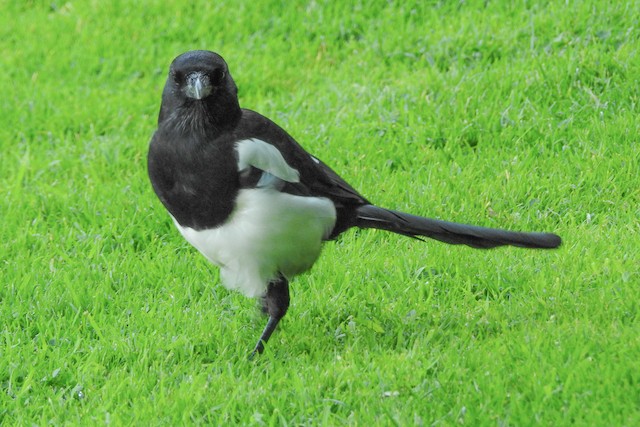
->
<box><xmin>185</xmin><ymin>72</ymin><xmax>212</xmax><ymax>100</ymax></box>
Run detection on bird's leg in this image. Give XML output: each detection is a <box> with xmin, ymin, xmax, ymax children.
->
<box><xmin>249</xmin><ymin>275</ymin><xmax>290</xmax><ymax>359</ymax></box>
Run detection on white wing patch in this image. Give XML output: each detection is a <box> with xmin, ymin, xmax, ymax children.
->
<box><xmin>236</xmin><ymin>138</ymin><xmax>300</xmax><ymax>183</ymax></box>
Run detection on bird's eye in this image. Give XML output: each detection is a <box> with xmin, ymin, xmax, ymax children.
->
<box><xmin>171</xmin><ymin>70</ymin><xmax>183</xmax><ymax>84</ymax></box>
<box><xmin>211</xmin><ymin>68</ymin><xmax>225</xmax><ymax>85</ymax></box>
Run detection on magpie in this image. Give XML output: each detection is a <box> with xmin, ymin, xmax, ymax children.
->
<box><xmin>147</xmin><ymin>50</ymin><xmax>562</xmax><ymax>357</ymax></box>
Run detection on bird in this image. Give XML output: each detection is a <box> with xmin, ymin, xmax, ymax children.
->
<box><xmin>147</xmin><ymin>50</ymin><xmax>562</xmax><ymax>357</ymax></box>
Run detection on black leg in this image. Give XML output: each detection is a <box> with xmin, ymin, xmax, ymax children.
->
<box><xmin>249</xmin><ymin>275</ymin><xmax>290</xmax><ymax>359</ymax></box>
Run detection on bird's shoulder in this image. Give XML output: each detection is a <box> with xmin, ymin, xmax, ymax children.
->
<box><xmin>235</xmin><ymin>109</ymin><xmax>369</xmax><ymax>205</ymax></box>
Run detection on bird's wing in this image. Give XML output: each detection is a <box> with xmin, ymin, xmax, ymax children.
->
<box><xmin>236</xmin><ymin>109</ymin><xmax>369</xmax><ymax>207</ymax></box>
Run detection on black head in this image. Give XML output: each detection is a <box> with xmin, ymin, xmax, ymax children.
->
<box><xmin>158</xmin><ymin>50</ymin><xmax>240</xmax><ymax>129</ymax></box>
<box><xmin>169</xmin><ymin>50</ymin><xmax>231</xmax><ymax>100</ymax></box>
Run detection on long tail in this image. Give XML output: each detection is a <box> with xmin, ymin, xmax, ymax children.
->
<box><xmin>355</xmin><ymin>205</ymin><xmax>561</xmax><ymax>249</ymax></box>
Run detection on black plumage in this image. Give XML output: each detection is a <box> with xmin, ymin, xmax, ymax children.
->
<box><xmin>148</xmin><ymin>50</ymin><xmax>562</xmax><ymax>357</ymax></box>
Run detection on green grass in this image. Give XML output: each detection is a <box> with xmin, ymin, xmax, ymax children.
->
<box><xmin>1</xmin><ymin>0</ymin><xmax>638</xmax><ymax>425</ymax></box>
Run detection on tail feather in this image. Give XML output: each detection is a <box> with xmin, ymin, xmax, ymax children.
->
<box><xmin>355</xmin><ymin>205</ymin><xmax>561</xmax><ymax>249</ymax></box>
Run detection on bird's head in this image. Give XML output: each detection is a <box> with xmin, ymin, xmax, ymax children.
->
<box><xmin>169</xmin><ymin>50</ymin><xmax>232</xmax><ymax>100</ymax></box>
<box><xmin>159</xmin><ymin>50</ymin><xmax>240</xmax><ymax>128</ymax></box>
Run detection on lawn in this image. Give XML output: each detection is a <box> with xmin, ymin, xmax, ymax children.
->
<box><xmin>1</xmin><ymin>0</ymin><xmax>638</xmax><ymax>425</ymax></box>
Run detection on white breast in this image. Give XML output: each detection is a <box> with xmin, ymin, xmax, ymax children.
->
<box><xmin>173</xmin><ymin>188</ymin><xmax>336</xmax><ymax>298</ymax></box>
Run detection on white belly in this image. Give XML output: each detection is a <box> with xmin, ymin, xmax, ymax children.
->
<box><xmin>173</xmin><ymin>188</ymin><xmax>337</xmax><ymax>298</ymax></box>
